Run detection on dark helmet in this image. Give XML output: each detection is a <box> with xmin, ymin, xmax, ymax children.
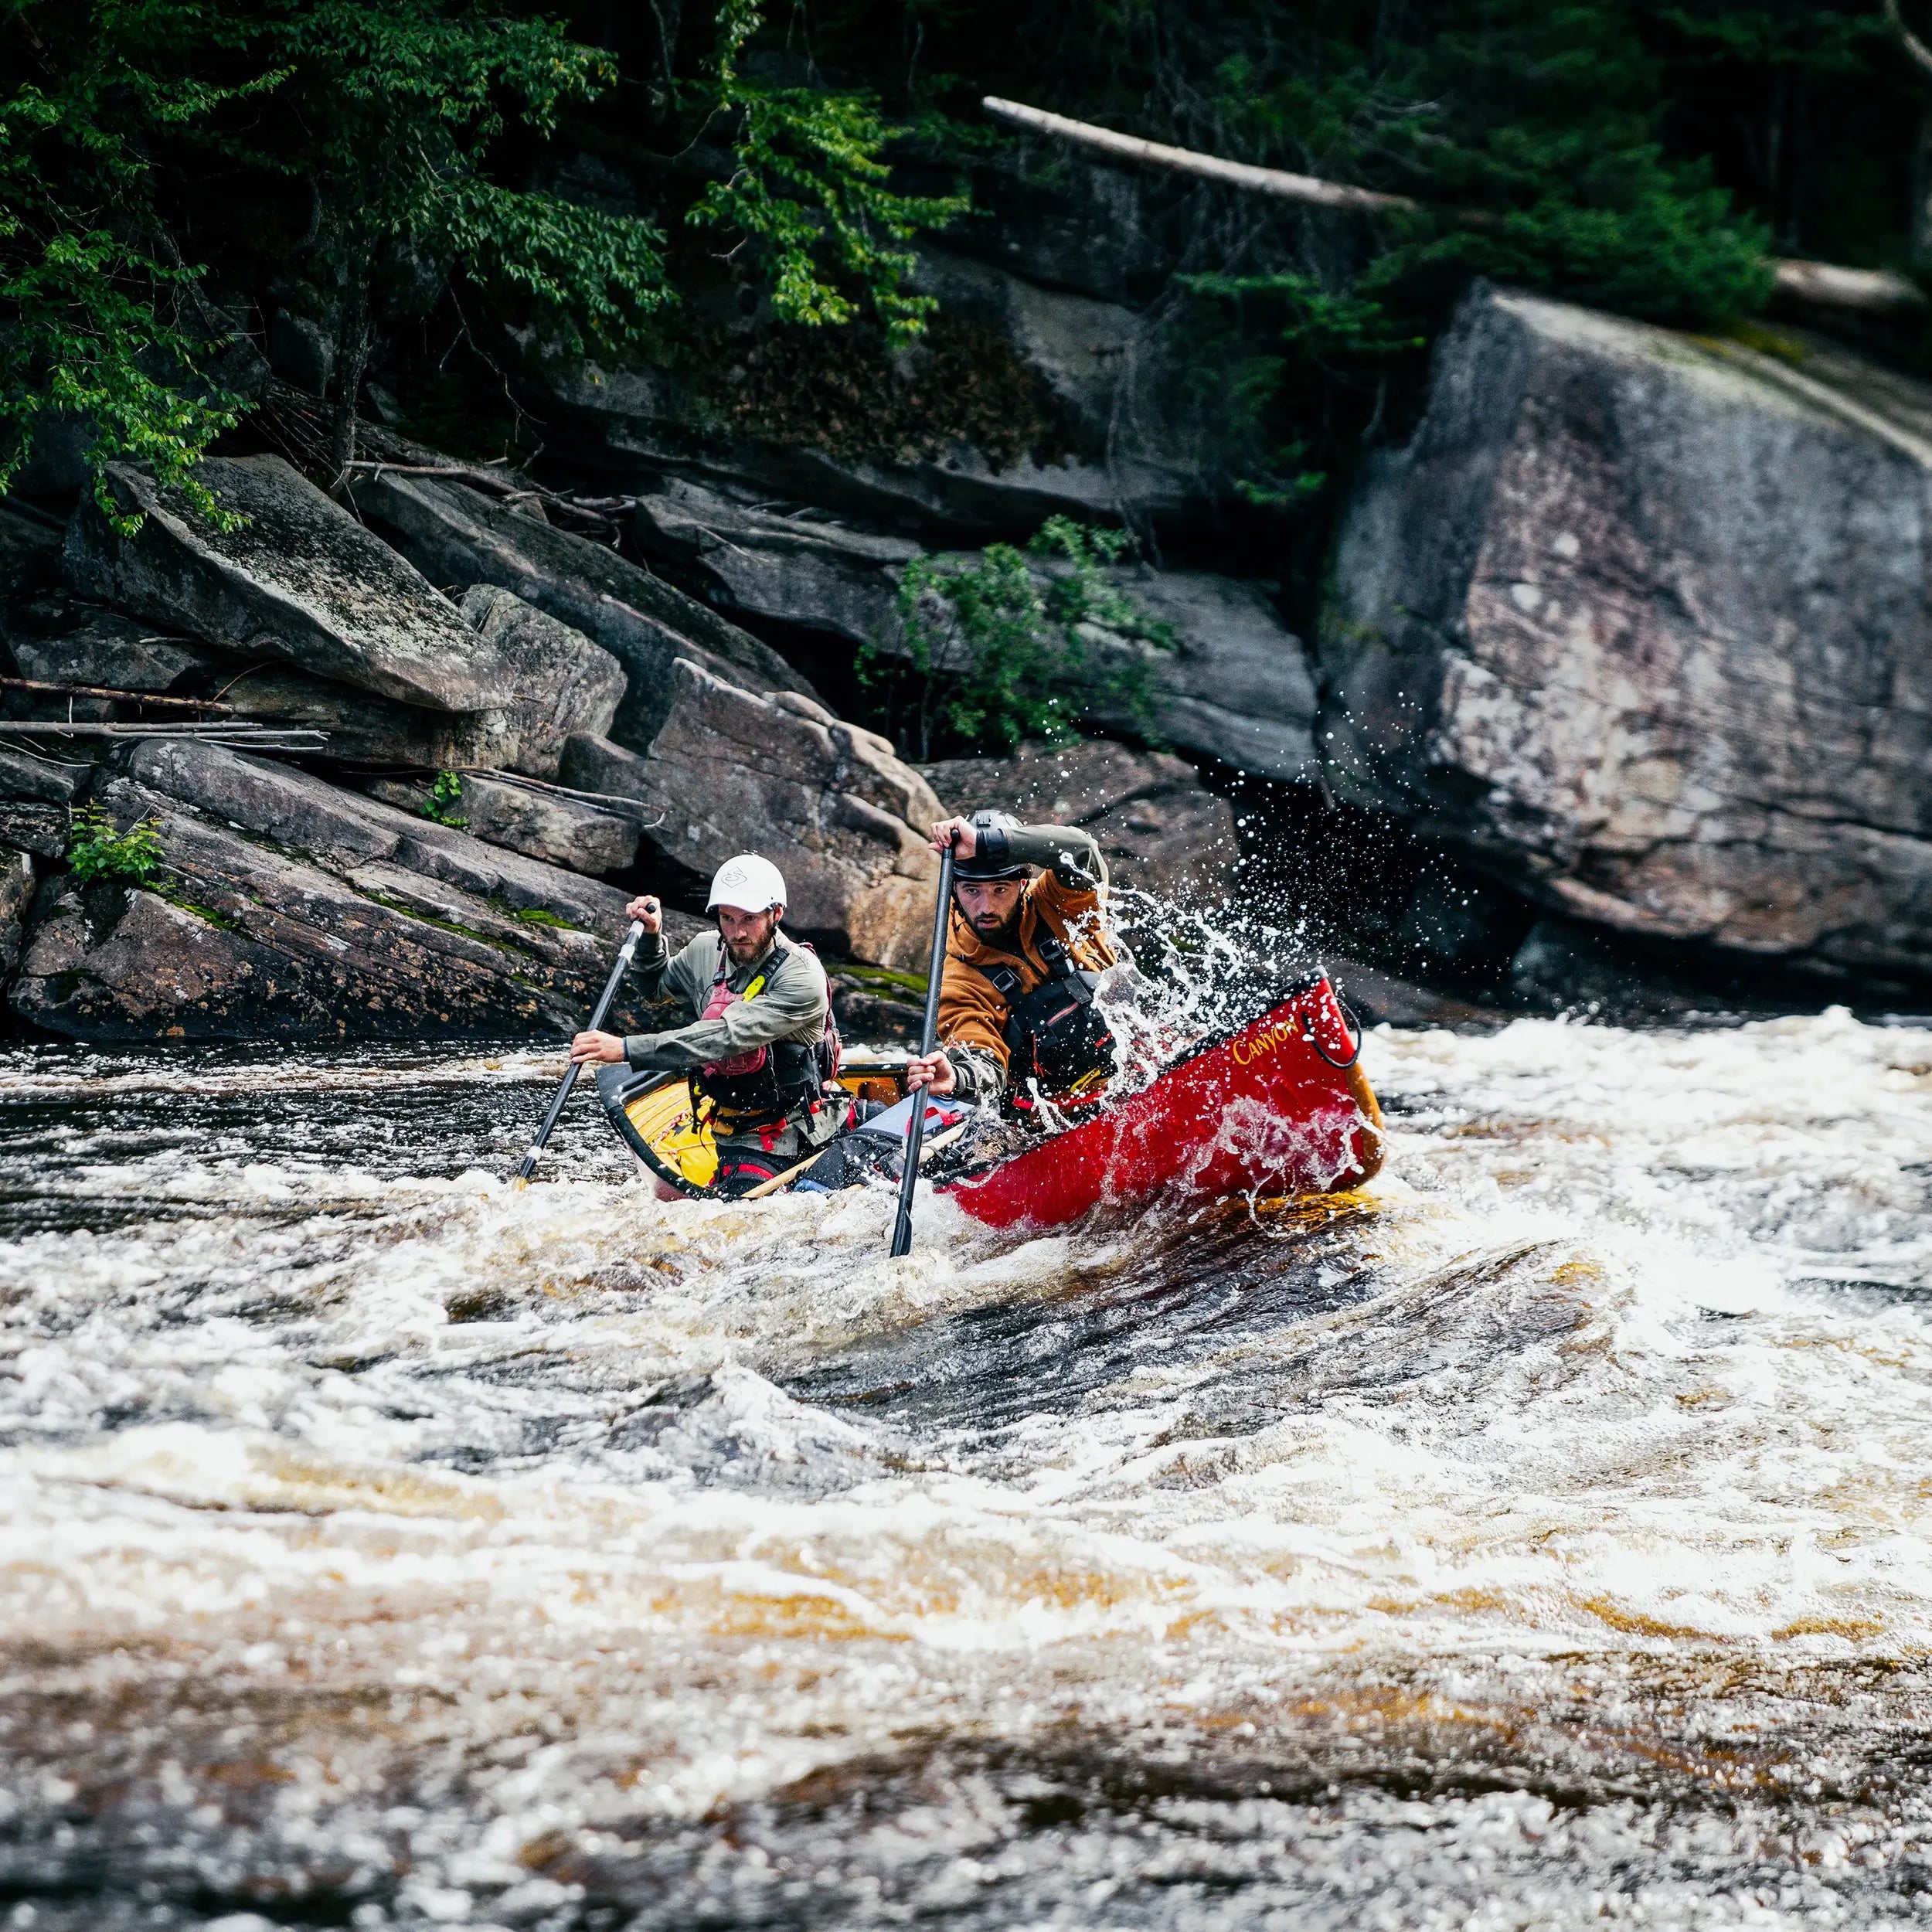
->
<box><xmin>951</xmin><ymin>808</ymin><xmax>1029</xmax><ymax>881</ymax></box>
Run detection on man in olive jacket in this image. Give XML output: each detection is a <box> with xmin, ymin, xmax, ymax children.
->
<box><xmin>570</xmin><ymin>853</ymin><xmax>846</xmax><ymax>1195</ymax></box>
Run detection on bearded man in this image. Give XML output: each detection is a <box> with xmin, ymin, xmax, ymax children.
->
<box><xmin>570</xmin><ymin>852</ymin><xmax>845</xmax><ymax>1196</ymax></box>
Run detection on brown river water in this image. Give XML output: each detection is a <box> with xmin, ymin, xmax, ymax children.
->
<box><xmin>4</xmin><ymin>1003</ymin><xmax>1932</xmax><ymax>1927</ymax></box>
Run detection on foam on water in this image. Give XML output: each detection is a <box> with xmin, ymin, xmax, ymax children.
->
<box><xmin>4</xmin><ymin>1009</ymin><xmax>1932</xmax><ymax>1926</ymax></box>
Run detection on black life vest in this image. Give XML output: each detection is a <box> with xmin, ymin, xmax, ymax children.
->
<box><xmin>690</xmin><ymin>941</ymin><xmax>842</xmax><ymax>1125</ymax></box>
<box><xmin>978</xmin><ymin>932</ymin><xmax>1115</xmax><ymax>1113</ymax></box>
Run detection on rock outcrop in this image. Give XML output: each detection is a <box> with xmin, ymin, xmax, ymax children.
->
<box><xmin>1323</xmin><ymin>284</ymin><xmax>1932</xmax><ymax>989</ymax></box>
<box><xmin>360</xmin><ymin>770</ymin><xmax>641</xmax><ymax>878</ymax></box>
<box><xmin>63</xmin><ymin>457</ymin><xmax>512</xmax><ymax>713</ymax></box>
<box><xmin>527</xmin><ymin>229</ymin><xmax>1205</xmax><ymax>546</ymax></box>
<box><xmin>347</xmin><ymin>468</ymin><xmax>812</xmax><ymax>743</ymax></box>
<box><xmin>631</xmin><ymin>478</ymin><xmax>919</xmax><ymax>651</ymax></box>
<box><xmin>453</xmin><ymin>586</ymin><xmax>625</xmax><ymax>777</ymax></box>
<box><xmin>631</xmin><ymin>476</ymin><xmax>1318</xmax><ymax>783</ymax></box>
<box><xmin>560</xmin><ymin>660</ymin><xmax>944</xmax><ymax>968</ymax></box>
<box><xmin>9</xmin><ymin>741</ymin><xmax>693</xmax><ymax>1041</ymax></box>
<box><xmin>922</xmin><ymin>738</ymin><xmax>1237</xmax><ymax>905</ymax></box>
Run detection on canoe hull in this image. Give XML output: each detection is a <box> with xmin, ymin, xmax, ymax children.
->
<box><xmin>940</xmin><ymin>973</ymin><xmax>1383</xmax><ymax>1232</ymax></box>
<box><xmin>596</xmin><ymin>972</ymin><xmax>1383</xmax><ymax>1229</ymax></box>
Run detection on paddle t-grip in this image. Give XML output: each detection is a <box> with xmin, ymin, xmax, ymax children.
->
<box><xmin>512</xmin><ymin>920</ymin><xmax>646</xmax><ymax>1189</ymax></box>
<box><xmin>889</xmin><ymin>841</ymin><xmax>955</xmax><ymax>1257</ymax></box>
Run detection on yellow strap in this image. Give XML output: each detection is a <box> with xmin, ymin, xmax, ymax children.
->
<box><xmin>742</xmin><ymin>974</ymin><xmax>766</xmax><ymax>1001</ymax></box>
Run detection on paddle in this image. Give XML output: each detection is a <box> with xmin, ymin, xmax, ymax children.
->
<box><xmin>889</xmin><ymin>838</ymin><xmax>957</xmax><ymax>1257</ymax></box>
<box><xmin>512</xmin><ymin>919</ymin><xmax>646</xmax><ymax>1190</ymax></box>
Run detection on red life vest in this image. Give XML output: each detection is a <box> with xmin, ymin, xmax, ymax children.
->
<box><xmin>692</xmin><ymin>941</ymin><xmax>841</xmax><ymax>1124</ymax></box>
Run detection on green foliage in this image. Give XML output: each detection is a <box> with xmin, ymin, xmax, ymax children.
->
<box><xmin>0</xmin><ymin>7</ymin><xmax>268</xmax><ymax>525</ymax></box>
<box><xmin>688</xmin><ymin>1</ymin><xmax>968</xmax><ymax>345</ymax></box>
<box><xmin>419</xmin><ymin>770</ymin><xmax>468</xmax><ymax>828</ymax></box>
<box><xmin>1141</xmin><ymin>0</ymin><xmax>1778</xmax><ymax>508</ymax></box>
<box><xmin>1</xmin><ymin>0</ymin><xmax>968</xmax><ymax>512</ymax></box>
<box><xmin>859</xmin><ymin>518</ymin><xmax>1174</xmax><ymax>759</ymax></box>
<box><xmin>253</xmin><ymin>0</ymin><xmax>671</xmax><ymax>352</ymax></box>
<box><xmin>66</xmin><ymin>804</ymin><xmax>164</xmax><ymax>884</ymax></box>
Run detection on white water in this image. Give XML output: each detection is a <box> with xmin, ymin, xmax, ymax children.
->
<box><xmin>3</xmin><ymin>1009</ymin><xmax>1932</xmax><ymax>1927</ymax></box>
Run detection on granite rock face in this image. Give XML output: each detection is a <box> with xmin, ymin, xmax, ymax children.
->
<box><xmin>630</xmin><ymin>478</ymin><xmax>919</xmax><ymax>650</ymax></box>
<box><xmin>9</xmin><ymin>743</ymin><xmax>684</xmax><ymax>1041</ymax></box>
<box><xmin>560</xmin><ymin>661</ymin><xmax>944</xmax><ymax>969</ymax></box>
<box><xmin>527</xmin><ymin>238</ymin><xmax>1205</xmax><ymax>546</ymax></box>
<box><xmin>362</xmin><ymin>771</ymin><xmax>641</xmax><ymax>878</ymax></box>
<box><xmin>631</xmin><ymin>478</ymin><xmax>1318</xmax><ymax>784</ymax></box>
<box><xmin>454</xmin><ymin>586</ymin><xmax>626</xmax><ymax>777</ymax></box>
<box><xmin>1323</xmin><ymin>284</ymin><xmax>1932</xmax><ymax>987</ymax></box>
<box><xmin>63</xmin><ymin>457</ymin><xmax>511</xmax><ymax>712</ymax></box>
<box><xmin>922</xmin><ymin>738</ymin><xmax>1238</xmax><ymax>906</ymax></box>
<box><xmin>348</xmin><ymin>469</ymin><xmax>812</xmax><ymax>743</ymax></box>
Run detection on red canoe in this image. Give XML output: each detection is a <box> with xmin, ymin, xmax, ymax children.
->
<box><xmin>597</xmin><ymin>970</ymin><xmax>1384</xmax><ymax>1230</ymax></box>
<box><xmin>940</xmin><ymin>970</ymin><xmax>1383</xmax><ymax>1230</ymax></box>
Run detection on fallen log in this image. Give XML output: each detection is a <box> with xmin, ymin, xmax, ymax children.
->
<box><xmin>981</xmin><ymin>95</ymin><xmax>1928</xmax><ymax>318</ymax></box>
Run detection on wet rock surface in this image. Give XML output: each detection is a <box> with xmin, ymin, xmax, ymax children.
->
<box><xmin>1324</xmin><ymin>282</ymin><xmax>1932</xmax><ymax>990</ymax></box>
<box><xmin>63</xmin><ymin>457</ymin><xmax>507</xmax><ymax>711</ymax></box>
<box><xmin>561</xmin><ymin>661</ymin><xmax>943</xmax><ymax>969</ymax></box>
<box><xmin>7</xmin><ymin>743</ymin><xmax>687</xmax><ymax>1041</ymax></box>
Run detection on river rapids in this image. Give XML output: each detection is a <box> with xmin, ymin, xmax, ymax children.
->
<box><xmin>5</xmin><ymin>1005</ymin><xmax>1932</xmax><ymax>1927</ymax></box>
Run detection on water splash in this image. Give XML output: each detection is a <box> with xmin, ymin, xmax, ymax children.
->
<box><xmin>2</xmin><ymin>1009</ymin><xmax>1932</xmax><ymax>1924</ymax></box>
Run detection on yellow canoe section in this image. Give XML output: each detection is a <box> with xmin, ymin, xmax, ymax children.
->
<box><xmin>623</xmin><ymin>1080</ymin><xmax>719</xmax><ymax>1190</ymax></box>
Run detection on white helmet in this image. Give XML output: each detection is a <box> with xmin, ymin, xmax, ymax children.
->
<box><xmin>706</xmin><ymin>852</ymin><xmax>787</xmax><ymax>914</ymax></box>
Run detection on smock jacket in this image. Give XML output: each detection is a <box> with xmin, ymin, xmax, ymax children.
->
<box><xmin>621</xmin><ymin>929</ymin><xmax>829</xmax><ymax>1077</ymax></box>
<box><xmin>937</xmin><ymin>823</ymin><xmax>1114</xmax><ymax>1106</ymax></box>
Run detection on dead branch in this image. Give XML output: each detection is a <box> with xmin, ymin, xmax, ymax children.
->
<box><xmin>982</xmin><ymin>95</ymin><xmax>1928</xmax><ymax>318</ymax></box>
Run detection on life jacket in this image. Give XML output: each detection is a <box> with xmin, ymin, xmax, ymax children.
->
<box><xmin>977</xmin><ymin>932</ymin><xmax>1115</xmax><ymax>1115</ymax></box>
<box><xmin>691</xmin><ymin>940</ymin><xmax>841</xmax><ymax>1126</ymax></box>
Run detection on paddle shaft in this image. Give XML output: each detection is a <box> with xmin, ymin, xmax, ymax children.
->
<box><xmin>889</xmin><ymin>843</ymin><xmax>955</xmax><ymax>1257</ymax></box>
<box><xmin>512</xmin><ymin>920</ymin><xmax>646</xmax><ymax>1188</ymax></box>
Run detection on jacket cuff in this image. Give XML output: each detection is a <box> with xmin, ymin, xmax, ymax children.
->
<box><xmin>622</xmin><ymin>1034</ymin><xmax>656</xmax><ymax>1069</ymax></box>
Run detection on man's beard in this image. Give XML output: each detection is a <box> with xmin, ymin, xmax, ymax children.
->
<box><xmin>969</xmin><ymin>909</ymin><xmax>1019</xmax><ymax>944</ymax></box>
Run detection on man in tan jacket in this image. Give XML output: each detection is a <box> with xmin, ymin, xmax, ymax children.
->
<box><xmin>907</xmin><ymin>809</ymin><xmax>1119</xmax><ymax>1115</ymax></box>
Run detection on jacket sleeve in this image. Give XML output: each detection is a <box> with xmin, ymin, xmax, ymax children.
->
<box><xmin>622</xmin><ymin>945</ymin><xmax>828</xmax><ymax>1073</ymax></box>
<box><xmin>937</xmin><ymin>953</ymin><xmax>1013</xmax><ymax>1079</ymax></box>
<box><xmin>627</xmin><ymin>930</ymin><xmax>672</xmax><ymax>1003</ymax></box>
<box><xmin>980</xmin><ymin>821</ymin><xmax>1108</xmax><ymax>894</ymax></box>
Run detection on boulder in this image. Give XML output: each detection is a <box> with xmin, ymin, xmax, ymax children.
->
<box><xmin>6</xmin><ymin>597</ymin><xmax>219</xmax><ymax>695</ymax></box>
<box><xmin>124</xmin><ymin>738</ymin><xmax>641</xmax><ymax>933</ymax></box>
<box><xmin>921</xmin><ymin>738</ymin><xmax>1237</xmax><ymax>905</ymax></box>
<box><xmin>454</xmin><ymin>586</ymin><xmax>625</xmax><ymax>777</ymax></box>
<box><xmin>0</xmin><ymin>851</ymin><xmax>34</xmax><ymax>980</ymax></box>
<box><xmin>1087</xmin><ymin>568</ymin><xmax>1319</xmax><ymax>784</ymax></box>
<box><xmin>630</xmin><ymin>478</ymin><xmax>917</xmax><ymax>648</ymax></box>
<box><xmin>345</xmin><ymin>469</ymin><xmax>814</xmax><ymax>743</ymax></box>
<box><xmin>9</xmin><ymin>743</ymin><xmax>690</xmax><ymax>1040</ymax></box>
<box><xmin>0</xmin><ymin>744</ymin><xmax>90</xmax><ymax>803</ymax></box>
<box><xmin>211</xmin><ymin>663</ymin><xmax>513</xmax><ymax>769</ymax></box>
<box><xmin>630</xmin><ymin>483</ymin><xmax>1320</xmax><ymax>782</ymax></box>
<box><xmin>62</xmin><ymin>456</ymin><xmax>515</xmax><ymax>712</ymax></box>
<box><xmin>2</xmin><ymin>594</ymin><xmax>526</xmax><ymax>769</ymax></box>
<box><xmin>1323</xmin><ymin>284</ymin><xmax>1932</xmax><ymax>989</ymax></box>
<box><xmin>361</xmin><ymin>771</ymin><xmax>640</xmax><ymax>877</ymax></box>
<box><xmin>559</xmin><ymin>662</ymin><xmax>945</xmax><ymax>968</ymax></box>
<box><xmin>0</xmin><ymin>801</ymin><xmax>71</xmax><ymax>858</ymax></box>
